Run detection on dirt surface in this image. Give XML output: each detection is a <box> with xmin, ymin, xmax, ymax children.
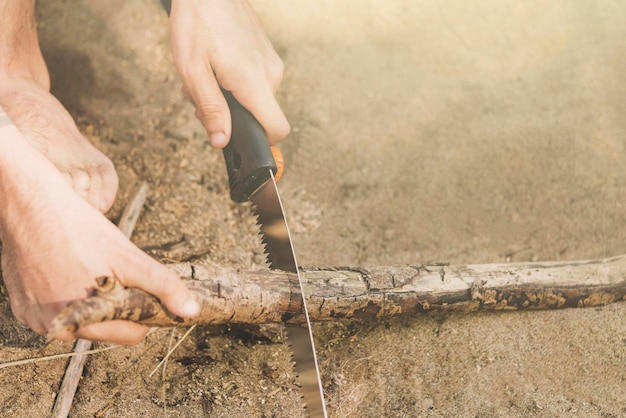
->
<box><xmin>2</xmin><ymin>0</ymin><xmax>626</xmax><ymax>416</ymax></box>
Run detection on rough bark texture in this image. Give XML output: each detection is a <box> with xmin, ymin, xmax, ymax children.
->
<box><xmin>49</xmin><ymin>255</ymin><xmax>626</xmax><ymax>337</ymax></box>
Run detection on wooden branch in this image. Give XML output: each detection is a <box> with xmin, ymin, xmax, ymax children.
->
<box><xmin>50</xmin><ymin>182</ymin><xmax>149</xmax><ymax>418</ymax></box>
<box><xmin>49</xmin><ymin>255</ymin><xmax>626</xmax><ymax>335</ymax></box>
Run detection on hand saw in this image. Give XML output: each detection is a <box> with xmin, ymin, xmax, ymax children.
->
<box><xmin>158</xmin><ymin>3</ymin><xmax>326</xmax><ymax>413</ymax></box>
<box><xmin>222</xmin><ymin>90</ymin><xmax>327</xmax><ymax>416</ymax></box>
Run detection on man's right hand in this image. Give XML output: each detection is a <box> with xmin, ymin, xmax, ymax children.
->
<box><xmin>168</xmin><ymin>0</ymin><xmax>290</xmax><ymax>148</ymax></box>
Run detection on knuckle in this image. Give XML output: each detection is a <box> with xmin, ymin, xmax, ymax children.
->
<box><xmin>267</xmin><ymin>57</ymin><xmax>285</xmax><ymax>85</ymax></box>
<box><xmin>216</xmin><ymin>72</ymin><xmax>242</xmax><ymax>92</ymax></box>
<box><xmin>270</xmin><ymin>122</ymin><xmax>291</xmax><ymax>144</ymax></box>
<box><xmin>180</xmin><ymin>64</ymin><xmax>204</xmax><ymax>84</ymax></box>
<box><xmin>278</xmin><ymin>121</ymin><xmax>291</xmax><ymax>139</ymax></box>
<box><xmin>93</xmin><ymin>159</ymin><xmax>118</xmax><ymax>183</ymax></box>
<box><xmin>102</xmin><ymin>156</ymin><xmax>117</xmax><ymax>173</ymax></box>
<box><xmin>218</xmin><ymin>61</ymin><xmax>262</xmax><ymax>91</ymax></box>
<box><xmin>196</xmin><ymin>101</ymin><xmax>226</xmax><ymax>123</ymax></box>
<box><xmin>72</xmin><ymin>169</ymin><xmax>91</xmax><ymax>193</ymax></box>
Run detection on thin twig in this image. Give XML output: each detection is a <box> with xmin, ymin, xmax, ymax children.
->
<box><xmin>117</xmin><ymin>182</ymin><xmax>150</xmax><ymax>238</ymax></box>
<box><xmin>161</xmin><ymin>329</ymin><xmax>177</xmax><ymax>417</ymax></box>
<box><xmin>0</xmin><ymin>328</ymin><xmax>159</xmax><ymax>369</ymax></box>
<box><xmin>148</xmin><ymin>324</ymin><xmax>196</xmax><ymax>378</ymax></box>
<box><xmin>0</xmin><ymin>344</ymin><xmax>121</xmax><ymax>370</ymax></box>
<box><xmin>50</xmin><ymin>181</ymin><xmax>149</xmax><ymax>418</ymax></box>
<box><xmin>0</xmin><ymin>328</ymin><xmax>160</xmax><ymax>371</ymax></box>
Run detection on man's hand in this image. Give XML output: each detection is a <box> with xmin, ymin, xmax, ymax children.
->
<box><xmin>169</xmin><ymin>0</ymin><xmax>290</xmax><ymax>148</ymax></box>
<box><xmin>0</xmin><ymin>122</ymin><xmax>200</xmax><ymax>345</ymax></box>
<box><xmin>0</xmin><ymin>0</ymin><xmax>199</xmax><ymax>345</ymax></box>
<box><xmin>0</xmin><ymin>78</ymin><xmax>119</xmax><ymax>213</ymax></box>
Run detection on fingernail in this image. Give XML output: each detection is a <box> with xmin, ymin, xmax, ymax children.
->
<box><xmin>210</xmin><ymin>132</ymin><xmax>227</xmax><ymax>148</ymax></box>
<box><xmin>182</xmin><ymin>298</ymin><xmax>200</xmax><ymax>317</ymax></box>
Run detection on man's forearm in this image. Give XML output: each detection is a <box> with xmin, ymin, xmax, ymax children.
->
<box><xmin>0</xmin><ymin>0</ymin><xmax>37</xmax><ymax>33</ymax></box>
<box><xmin>0</xmin><ymin>0</ymin><xmax>38</xmax><ymax>63</ymax></box>
<box><xmin>0</xmin><ymin>0</ymin><xmax>48</xmax><ymax>86</ymax></box>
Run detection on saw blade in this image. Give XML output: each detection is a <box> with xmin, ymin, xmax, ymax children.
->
<box><xmin>251</xmin><ymin>170</ymin><xmax>327</xmax><ymax>417</ymax></box>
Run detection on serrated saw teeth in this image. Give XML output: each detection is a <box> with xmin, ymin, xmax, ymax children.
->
<box><xmin>250</xmin><ymin>173</ymin><xmax>327</xmax><ymax>416</ymax></box>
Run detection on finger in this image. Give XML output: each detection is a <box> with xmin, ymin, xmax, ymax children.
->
<box><xmin>98</xmin><ymin>161</ymin><xmax>119</xmax><ymax>213</ymax></box>
<box><xmin>76</xmin><ymin>320</ymin><xmax>150</xmax><ymax>346</ymax></box>
<box><xmin>116</xmin><ymin>250</ymin><xmax>200</xmax><ymax>320</ymax></box>
<box><xmin>232</xmin><ymin>84</ymin><xmax>290</xmax><ymax>145</ymax></box>
<box><xmin>71</xmin><ymin>169</ymin><xmax>91</xmax><ymax>202</ymax></box>
<box><xmin>185</xmin><ymin>66</ymin><xmax>231</xmax><ymax>148</ymax></box>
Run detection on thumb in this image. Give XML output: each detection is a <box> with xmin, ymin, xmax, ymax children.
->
<box><xmin>117</xmin><ymin>250</ymin><xmax>200</xmax><ymax>319</ymax></box>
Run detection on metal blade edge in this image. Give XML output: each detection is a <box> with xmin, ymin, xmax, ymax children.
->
<box><xmin>250</xmin><ymin>171</ymin><xmax>327</xmax><ymax>417</ymax></box>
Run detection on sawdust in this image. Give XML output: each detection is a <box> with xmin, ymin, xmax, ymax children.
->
<box><xmin>2</xmin><ymin>0</ymin><xmax>626</xmax><ymax>416</ymax></box>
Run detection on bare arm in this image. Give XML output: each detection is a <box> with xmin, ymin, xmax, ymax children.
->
<box><xmin>0</xmin><ymin>0</ymin><xmax>49</xmax><ymax>88</ymax></box>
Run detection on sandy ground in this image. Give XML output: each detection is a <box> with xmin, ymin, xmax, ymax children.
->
<box><xmin>1</xmin><ymin>0</ymin><xmax>626</xmax><ymax>416</ymax></box>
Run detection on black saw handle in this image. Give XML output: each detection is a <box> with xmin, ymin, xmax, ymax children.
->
<box><xmin>221</xmin><ymin>90</ymin><xmax>277</xmax><ymax>202</ymax></box>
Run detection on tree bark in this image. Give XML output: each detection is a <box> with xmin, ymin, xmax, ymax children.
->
<box><xmin>49</xmin><ymin>255</ymin><xmax>626</xmax><ymax>337</ymax></box>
